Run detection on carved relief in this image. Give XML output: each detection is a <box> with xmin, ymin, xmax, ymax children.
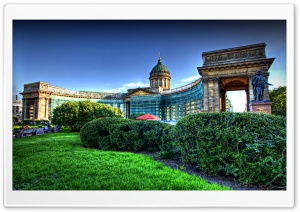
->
<box><xmin>130</xmin><ymin>90</ymin><xmax>152</xmax><ymax>96</ymax></box>
<box><xmin>40</xmin><ymin>83</ymin><xmax>49</xmax><ymax>90</ymax></box>
<box><xmin>204</xmin><ymin>48</ymin><xmax>264</xmax><ymax>64</ymax></box>
<box><xmin>24</xmin><ymin>84</ymin><xmax>39</xmax><ymax>92</ymax></box>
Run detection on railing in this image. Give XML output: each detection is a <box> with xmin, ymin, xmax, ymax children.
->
<box><xmin>48</xmin><ymin>87</ymin><xmax>124</xmax><ymax>99</ymax></box>
<box><xmin>48</xmin><ymin>87</ymin><xmax>78</xmax><ymax>95</ymax></box>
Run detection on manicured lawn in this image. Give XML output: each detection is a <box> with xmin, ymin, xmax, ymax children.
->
<box><xmin>13</xmin><ymin>132</ymin><xmax>230</xmax><ymax>190</ymax></box>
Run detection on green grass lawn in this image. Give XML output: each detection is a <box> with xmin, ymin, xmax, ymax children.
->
<box><xmin>13</xmin><ymin>131</ymin><xmax>230</xmax><ymax>190</ymax></box>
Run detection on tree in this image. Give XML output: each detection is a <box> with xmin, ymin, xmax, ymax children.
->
<box><xmin>269</xmin><ymin>86</ymin><xmax>286</xmax><ymax>116</ymax></box>
<box><xmin>52</xmin><ymin>101</ymin><xmax>124</xmax><ymax>131</ymax></box>
<box><xmin>13</xmin><ymin>116</ymin><xmax>20</xmax><ymax>124</ymax></box>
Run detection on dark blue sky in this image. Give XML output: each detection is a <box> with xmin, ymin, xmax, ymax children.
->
<box><xmin>13</xmin><ymin>20</ymin><xmax>286</xmax><ymax>108</ymax></box>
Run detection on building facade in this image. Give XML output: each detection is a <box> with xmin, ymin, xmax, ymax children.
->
<box><xmin>19</xmin><ymin>43</ymin><xmax>274</xmax><ymax>121</ymax></box>
<box><xmin>20</xmin><ymin>56</ymin><xmax>203</xmax><ymax>121</ymax></box>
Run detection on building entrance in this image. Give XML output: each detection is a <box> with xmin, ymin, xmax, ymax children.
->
<box><xmin>219</xmin><ymin>76</ymin><xmax>248</xmax><ymax>112</ymax></box>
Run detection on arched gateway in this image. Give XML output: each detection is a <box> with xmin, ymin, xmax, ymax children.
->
<box><xmin>197</xmin><ymin>43</ymin><xmax>275</xmax><ymax>113</ymax></box>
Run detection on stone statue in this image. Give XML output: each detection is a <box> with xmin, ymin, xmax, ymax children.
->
<box><xmin>252</xmin><ymin>70</ymin><xmax>273</xmax><ymax>101</ymax></box>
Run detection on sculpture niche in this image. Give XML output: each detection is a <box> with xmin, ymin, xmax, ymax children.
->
<box><xmin>252</xmin><ymin>70</ymin><xmax>273</xmax><ymax>101</ymax></box>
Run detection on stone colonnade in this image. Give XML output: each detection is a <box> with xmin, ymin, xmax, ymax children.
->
<box><xmin>202</xmin><ymin>76</ymin><xmax>259</xmax><ymax>112</ymax></box>
<box><xmin>150</xmin><ymin>78</ymin><xmax>170</xmax><ymax>89</ymax></box>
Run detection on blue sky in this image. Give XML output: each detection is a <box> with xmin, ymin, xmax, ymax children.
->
<box><xmin>13</xmin><ymin>20</ymin><xmax>286</xmax><ymax>111</ymax></box>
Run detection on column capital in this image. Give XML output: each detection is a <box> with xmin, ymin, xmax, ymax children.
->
<box><xmin>212</xmin><ymin>77</ymin><xmax>220</xmax><ymax>82</ymax></box>
<box><xmin>202</xmin><ymin>78</ymin><xmax>209</xmax><ymax>83</ymax></box>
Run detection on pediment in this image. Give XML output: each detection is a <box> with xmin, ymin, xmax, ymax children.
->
<box><xmin>130</xmin><ymin>89</ymin><xmax>153</xmax><ymax>96</ymax></box>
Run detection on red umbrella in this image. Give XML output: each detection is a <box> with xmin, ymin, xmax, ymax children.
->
<box><xmin>136</xmin><ymin>114</ymin><xmax>161</xmax><ymax>120</ymax></box>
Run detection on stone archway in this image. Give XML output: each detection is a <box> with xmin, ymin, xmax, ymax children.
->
<box><xmin>219</xmin><ymin>76</ymin><xmax>249</xmax><ymax>112</ymax></box>
<box><xmin>197</xmin><ymin>43</ymin><xmax>275</xmax><ymax>112</ymax></box>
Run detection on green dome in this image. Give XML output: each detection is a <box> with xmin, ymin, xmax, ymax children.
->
<box><xmin>150</xmin><ymin>57</ymin><xmax>170</xmax><ymax>76</ymax></box>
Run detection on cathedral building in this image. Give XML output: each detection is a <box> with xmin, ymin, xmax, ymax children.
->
<box><xmin>20</xmin><ymin>56</ymin><xmax>203</xmax><ymax>121</ymax></box>
<box><xmin>19</xmin><ymin>43</ymin><xmax>275</xmax><ymax>121</ymax></box>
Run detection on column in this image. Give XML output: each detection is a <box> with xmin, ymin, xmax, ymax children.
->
<box><xmin>213</xmin><ymin>77</ymin><xmax>220</xmax><ymax>112</ymax></box>
<box><xmin>33</xmin><ymin>98</ymin><xmax>38</xmax><ymax>119</ymax></box>
<box><xmin>208</xmin><ymin>78</ymin><xmax>215</xmax><ymax>112</ymax></box>
<box><xmin>245</xmin><ymin>89</ymin><xmax>250</xmax><ymax>112</ymax></box>
<box><xmin>248</xmin><ymin>75</ymin><xmax>254</xmax><ymax>102</ymax></box>
<box><xmin>45</xmin><ymin>98</ymin><xmax>49</xmax><ymax>119</ymax></box>
<box><xmin>220</xmin><ymin>91</ymin><xmax>226</xmax><ymax>112</ymax></box>
<box><xmin>22</xmin><ymin>99</ymin><xmax>27</xmax><ymax>120</ymax></box>
<box><xmin>202</xmin><ymin>78</ymin><xmax>209</xmax><ymax>112</ymax></box>
<box><xmin>126</xmin><ymin>102</ymin><xmax>130</xmax><ymax>118</ymax></box>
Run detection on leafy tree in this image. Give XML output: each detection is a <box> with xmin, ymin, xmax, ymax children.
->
<box><xmin>269</xmin><ymin>86</ymin><xmax>286</xmax><ymax>116</ymax></box>
<box><xmin>13</xmin><ymin>116</ymin><xmax>20</xmax><ymax>124</ymax></box>
<box><xmin>52</xmin><ymin>101</ymin><xmax>124</xmax><ymax>131</ymax></box>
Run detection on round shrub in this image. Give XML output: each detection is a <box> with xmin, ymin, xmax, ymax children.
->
<box><xmin>174</xmin><ymin>112</ymin><xmax>286</xmax><ymax>188</ymax></box>
<box><xmin>80</xmin><ymin>118</ymin><xmax>169</xmax><ymax>152</ymax></box>
<box><xmin>111</xmin><ymin>120</ymin><xmax>168</xmax><ymax>152</ymax></box>
<box><xmin>80</xmin><ymin>117</ymin><xmax>129</xmax><ymax>149</ymax></box>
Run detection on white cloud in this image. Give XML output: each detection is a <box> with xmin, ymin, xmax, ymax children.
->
<box><xmin>181</xmin><ymin>75</ymin><xmax>200</xmax><ymax>82</ymax></box>
<box><xmin>100</xmin><ymin>81</ymin><xmax>149</xmax><ymax>93</ymax></box>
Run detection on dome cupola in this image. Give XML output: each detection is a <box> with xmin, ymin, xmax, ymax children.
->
<box><xmin>149</xmin><ymin>55</ymin><xmax>171</xmax><ymax>90</ymax></box>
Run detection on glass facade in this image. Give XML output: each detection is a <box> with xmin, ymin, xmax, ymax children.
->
<box><xmin>129</xmin><ymin>80</ymin><xmax>204</xmax><ymax>121</ymax></box>
<box><xmin>130</xmin><ymin>94</ymin><xmax>162</xmax><ymax>118</ymax></box>
<box><xmin>163</xmin><ymin>81</ymin><xmax>203</xmax><ymax>120</ymax></box>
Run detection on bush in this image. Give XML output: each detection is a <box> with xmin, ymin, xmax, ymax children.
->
<box><xmin>22</xmin><ymin>119</ymin><xmax>50</xmax><ymax>125</ymax></box>
<box><xmin>111</xmin><ymin>120</ymin><xmax>168</xmax><ymax>152</ymax></box>
<box><xmin>80</xmin><ymin>118</ymin><xmax>169</xmax><ymax>152</ymax></box>
<box><xmin>22</xmin><ymin>119</ymin><xmax>33</xmax><ymax>124</ymax></box>
<box><xmin>52</xmin><ymin>100</ymin><xmax>124</xmax><ymax>131</ymax></box>
<box><xmin>80</xmin><ymin>117</ymin><xmax>128</xmax><ymax>148</ymax></box>
<box><xmin>13</xmin><ymin>116</ymin><xmax>20</xmax><ymax>124</ymax></box>
<box><xmin>35</xmin><ymin>120</ymin><xmax>50</xmax><ymax>124</ymax></box>
<box><xmin>158</xmin><ymin>124</ymin><xmax>180</xmax><ymax>159</ymax></box>
<box><xmin>269</xmin><ymin>86</ymin><xmax>286</xmax><ymax>116</ymax></box>
<box><xmin>174</xmin><ymin>112</ymin><xmax>286</xmax><ymax>188</ymax></box>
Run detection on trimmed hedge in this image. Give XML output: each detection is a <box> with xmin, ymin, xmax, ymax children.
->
<box><xmin>174</xmin><ymin>112</ymin><xmax>286</xmax><ymax>188</ymax></box>
<box><xmin>159</xmin><ymin>124</ymin><xmax>180</xmax><ymax>159</ymax></box>
<box><xmin>80</xmin><ymin>117</ymin><xmax>129</xmax><ymax>148</ymax></box>
<box><xmin>22</xmin><ymin>119</ymin><xmax>50</xmax><ymax>124</ymax></box>
<box><xmin>80</xmin><ymin>118</ymin><xmax>169</xmax><ymax>152</ymax></box>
